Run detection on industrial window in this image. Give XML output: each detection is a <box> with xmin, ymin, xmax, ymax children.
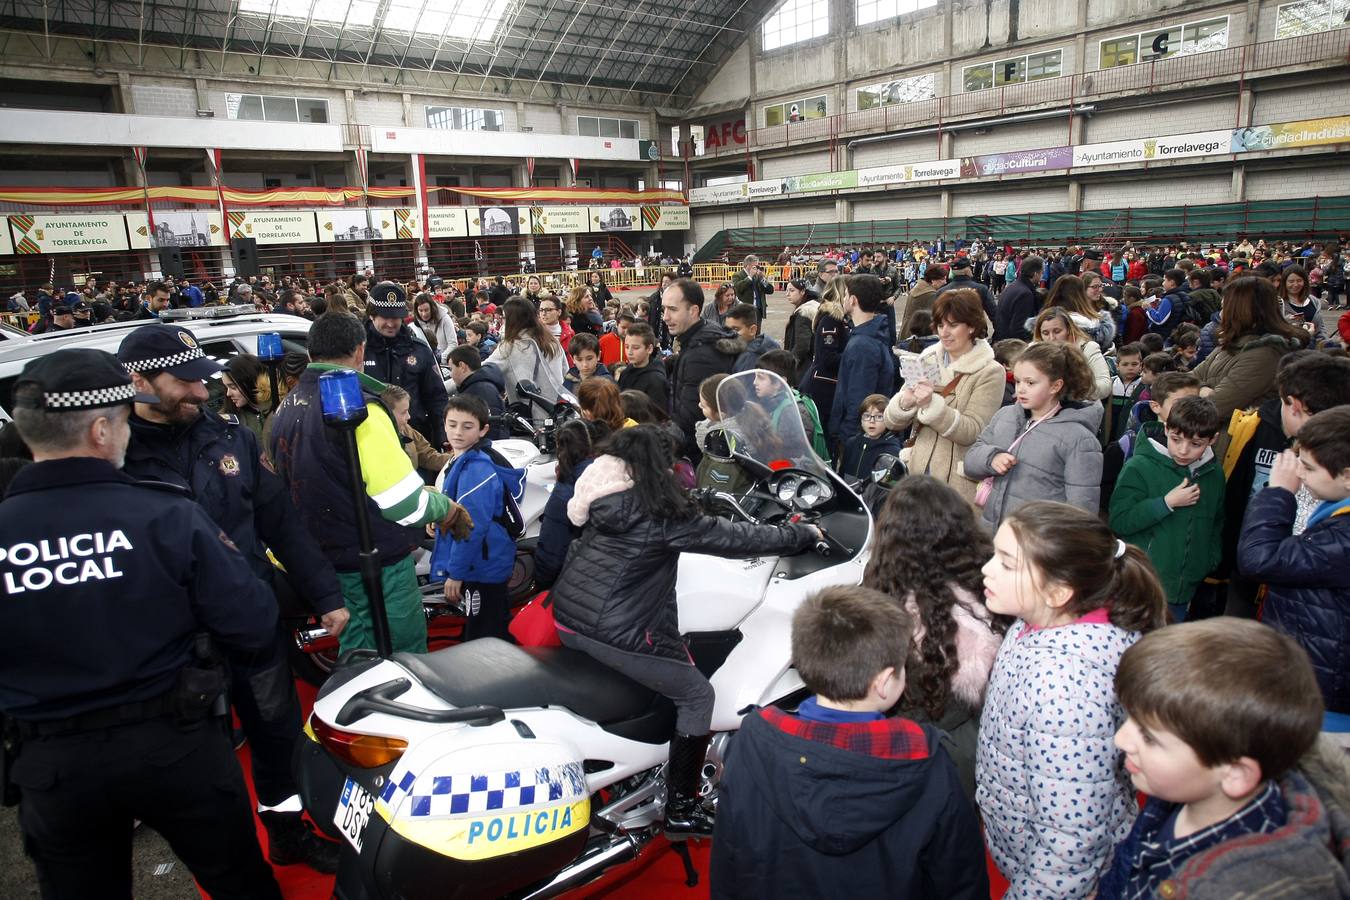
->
<box><xmin>856</xmin><ymin>72</ymin><xmax>937</xmax><ymax>109</ymax></box>
<box><xmin>855</xmin><ymin>0</ymin><xmax>937</xmax><ymax>27</ymax></box>
<box><xmin>763</xmin><ymin>95</ymin><xmax>828</xmax><ymax>127</ymax></box>
<box><xmin>961</xmin><ymin>49</ymin><xmax>1062</xmax><ymax>92</ymax></box>
<box><xmin>426</xmin><ymin>106</ymin><xmax>504</xmax><ymax>131</ymax></box>
<box><xmin>227</xmin><ymin>93</ymin><xmax>329</xmax><ymax>123</ymax></box>
<box><xmin>1098</xmin><ymin>16</ymin><xmax>1229</xmax><ymax>68</ymax></box>
<box><xmin>238</xmin><ymin>0</ymin><xmax>511</xmax><ymax>43</ymax></box>
<box><xmin>1275</xmin><ymin>0</ymin><xmax>1350</xmax><ymax>38</ymax></box>
<box><xmin>578</xmin><ymin>116</ymin><xmax>639</xmax><ymax>139</ymax></box>
<box><xmin>762</xmin><ymin>0</ymin><xmax>830</xmax><ymax>51</ymax></box>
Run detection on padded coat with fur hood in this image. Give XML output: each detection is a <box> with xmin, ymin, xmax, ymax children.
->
<box><xmin>884</xmin><ymin>339</ymin><xmax>1005</xmax><ymax>505</ymax></box>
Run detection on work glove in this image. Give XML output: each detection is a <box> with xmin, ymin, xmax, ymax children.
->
<box><xmin>437</xmin><ymin>501</ymin><xmax>474</xmax><ymax>541</ymax></box>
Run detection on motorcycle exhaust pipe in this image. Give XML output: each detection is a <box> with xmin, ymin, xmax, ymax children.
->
<box><xmin>515</xmin><ymin>832</ymin><xmax>644</xmax><ymax>900</ymax></box>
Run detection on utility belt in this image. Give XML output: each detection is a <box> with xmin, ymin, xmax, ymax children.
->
<box><xmin>2</xmin><ymin>634</ymin><xmax>227</xmax><ymax>806</ymax></box>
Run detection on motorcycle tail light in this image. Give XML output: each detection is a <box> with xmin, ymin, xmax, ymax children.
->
<box><xmin>310</xmin><ymin>713</ymin><xmax>408</xmax><ymax>768</ymax></box>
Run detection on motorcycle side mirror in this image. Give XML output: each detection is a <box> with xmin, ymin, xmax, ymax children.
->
<box><xmin>872</xmin><ymin>455</ymin><xmax>907</xmax><ymax>487</ymax></box>
<box><xmin>703</xmin><ymin>428</ymin><xmax>734</xmax><ymax>462</ymax></box>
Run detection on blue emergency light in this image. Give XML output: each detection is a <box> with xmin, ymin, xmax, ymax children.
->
<box><xmin>256</xmin><ymin>332</ymin><xmax>284</xmax><ymax>362</ymax></box>
<box><xmin>318</xmin><ymin>369</ymin><xmax>368</xmax><ymax>426</ymax></box>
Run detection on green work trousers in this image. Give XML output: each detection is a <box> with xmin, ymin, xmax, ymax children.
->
<box><xmin>334</xmin><ymin>554</ymin><xmax>427</xmax><ymax>655</ymax></box>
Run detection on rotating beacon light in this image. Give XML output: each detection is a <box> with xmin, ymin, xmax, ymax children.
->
<box><xmin>318</xmin><ymin>369</ymin><xmax>392</xmax><ymax>658</ymax></box>
<box><xmin>256</xmin><ymin>332</ymin><xmax>284</xmax><ymax>413</ymax></box>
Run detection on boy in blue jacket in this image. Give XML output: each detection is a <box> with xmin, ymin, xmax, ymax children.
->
<box><xmin>430</xmin><ymin>394</ymin><xmax>526</xmax><ymax>641</ymax></box>
<box><xmin>710</xmin><ymin>586</ymin><xmax>987</xmax><ymax>900</ymax></box>
<box><xmin>1238</xmin><ymin>406</ymin><xmax>1350</xmax><ymax>732</ymax></box>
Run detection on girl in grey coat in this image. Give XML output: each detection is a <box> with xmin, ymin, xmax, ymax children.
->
<box><xmin>964</xmin><ymin>342</ymin><xmax>1102</xmax><ymax>529</ymax></box>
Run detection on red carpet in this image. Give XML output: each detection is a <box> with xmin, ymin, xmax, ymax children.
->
<box><xmin>205</xmin><ymin>678</ymin><xmax>1010</xmax><ymax>899</ymax></box>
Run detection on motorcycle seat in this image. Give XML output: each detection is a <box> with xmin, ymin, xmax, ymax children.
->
<box><xmin>394</xmin><ymin>639</ymin><xmax>675</xmax><ymax>739</ymax></box>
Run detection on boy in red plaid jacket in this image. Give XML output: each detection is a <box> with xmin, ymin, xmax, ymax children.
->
<box><xmin>710</xmin><ymin>586</ymin><xmax>988</xmax><ymax>899</ymax></box>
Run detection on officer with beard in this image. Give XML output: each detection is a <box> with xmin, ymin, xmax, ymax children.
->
<box><xmin>0</xmin><ymin>348</ymin><xmax>283</xmax><ymax>899</ymax></box>
<box><xmin>115</xmin><ymin>324</ymin><xmax>344</xmax><ymax>873</ymax></box>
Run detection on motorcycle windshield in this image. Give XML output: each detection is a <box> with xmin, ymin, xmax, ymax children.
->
<box><xmin>714</xmin><ymin>370</ymin><xmax>830</xmax><ymax>478</ymax></box>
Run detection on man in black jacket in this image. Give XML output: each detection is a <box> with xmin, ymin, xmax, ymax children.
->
<box><xmin>662</xmin><ymin>279</ymin><xmax>743</xmax><ymax>460</ymax></box>
<box><xmin>646</xmin><ymin>272</ymin><xmax>674</xmax><ymax>350</ymax></box>
<box><xmin>994</xmin><ymin>255</ymin><xmax>1043</xmax><ymax>342</ymax></box>
<box><xmin>937</xmin><ymin>257</ymin><xmax>997</xmax><ymax>326</ymax></box>
<box><xmin>364</xmin><ymin>282</ymin><xmax>449</xmax><ymax>447</ymax></box>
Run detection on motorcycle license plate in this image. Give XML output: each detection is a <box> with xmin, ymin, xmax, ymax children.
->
<box><xmin>334</xmin><ymin>778</ymin><xmax>375</xmax><ymax>851</ymax></box>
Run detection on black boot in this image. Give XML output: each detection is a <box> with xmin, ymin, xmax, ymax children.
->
<box><xmin>261</xmin><ymin>810</ymin><xmax>342</xmax><ymax>874</ymax></box>
<box><xmin>663</xmin><ymin>733</ymin><xmax>715</xmax><ymax>840</ymax></box>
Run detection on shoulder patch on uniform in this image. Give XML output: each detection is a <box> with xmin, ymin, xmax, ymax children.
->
<box><xmin>132</xmin><ymin>479</ymin><xmax>193</xmax><ymax>497</ymax></box>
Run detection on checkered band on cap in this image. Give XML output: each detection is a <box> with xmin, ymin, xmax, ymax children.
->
<box><xmin>122</xmin><ymin>345</ymin><xmax>206</xmax><ymax>373</ymax></box>
<box><xmin>43</xmin><ymin>382</ymin><xmax>137</xmax><ymax>410</ymax></box>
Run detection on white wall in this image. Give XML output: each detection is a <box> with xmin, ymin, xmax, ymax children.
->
<box><xmin>951</xmin><ymin>185</ymin><xmax>1067</xmax><ymax>215</ymax></box>
<box><xmin>761</xmin><ymin>201</ymin><xmax>836</xmax><ymax>226</ymax></box>
<box><xmin>851</xmin><ymin>136</ymin><xmax>941</xmax><ymax>169</ymax></box>
<box><xmin>0</xmin><ymin>108</ymin><xmax>344</xmax><ymax>152</ymax></box>
<box><xmin>692</xmin><ymin>43</ymin><xmax>752</xmax><ymax>108</ymax></box>
<box><xmin>1084</xmin><ymin>98</ymin><xmax>1240</xmax><ymax>144</ymax></box>
<box><xmin>693</xmin><ymin>209</ymin><xmax>754</xmax><ymax>246</ymax></box>
<box><xmin>761</xmin><ymin>151</ymin><xmax>832</xmax><ymax>179</ymax></box>
<box><xmin>851</xmin><ymin>194</ymin><xmax>944</xmax><ymax>220</ymax></box>
<box><xmin>1081</xmin><ymin>172</ymin><xmax>1233</xmax><ymax>208</ymax></box>
<box><xmin>371</xmin><ymin>126</ymin><xmax>641</xmax><ymax>161</ymax></box>
<box><xmin>953</xmin><ymin>120</ymin><xmax>1069</xmax><ymax>157</ymax></box>
<box><xmin>1246</xmin><ymin>165</ymin><xmax>1350</xmax><ymax>200</ymax></box>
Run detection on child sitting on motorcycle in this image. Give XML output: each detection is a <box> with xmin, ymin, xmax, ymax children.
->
<box><xmin>549</xmin><ymin>425</ymin><xmax>821</xmax><ymax>838</ymax></box>
<box><xmin>710</xmin><ymin>586</ymin><xmax>988</xmax><ymax>899</ymax></box>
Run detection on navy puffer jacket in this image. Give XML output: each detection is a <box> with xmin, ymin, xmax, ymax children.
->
<box><xmin>1238</xmin><ymin>487</ymin><xmax>1350</xmax><ymax>714</ymax></box>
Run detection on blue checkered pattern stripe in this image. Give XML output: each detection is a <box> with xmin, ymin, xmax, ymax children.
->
<box><xmin>382</xmin><ymin>762</ymin><xmax>586</xmax><ymax>818</ymax></box>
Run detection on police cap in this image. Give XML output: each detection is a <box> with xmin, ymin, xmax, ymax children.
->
<box><xmin>369</xmin><ymin>282</ymin><xmax>409</xmax><ymax>319</ymax></box>
<box><xmin>14</xmin><ymin>348</ymin><xmax>159</xmax><ymax>412</ymax></box>
<box><xmin>117</xmin><ymin>323</ymin><xmax>223</xmax><ymax>381</ymax></box>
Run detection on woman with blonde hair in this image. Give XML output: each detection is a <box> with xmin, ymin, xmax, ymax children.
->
<box><xmin>1031</xmin><ymin>306</ymin><xmax>1111</xmax><ymax>400</ymax></box>
<box><xmin>1038</xmin><ymin>274</ymin><xmax>1115</xmax><ymax>349</ymax></box>
<box><xmin>565</xmin><ymin>285</ymin><xmax>603</xmax><ymax>337</ymax></box>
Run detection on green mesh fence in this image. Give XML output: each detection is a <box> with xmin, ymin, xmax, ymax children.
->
<box><xmin>695</xmin><ymin>195</ymin><xmax>1350</xmax><ymax>261</ymax></box>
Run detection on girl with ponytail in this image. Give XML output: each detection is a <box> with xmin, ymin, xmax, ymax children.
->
<box><xmin>975</xmin><ymin>501</ymin><xmax>1166</xmax><ymax>899</ymax></box>
<box><xmin>964</xmin><ymin>341</ymin><xmax>1104</xmax><ymax>528</ymax></box>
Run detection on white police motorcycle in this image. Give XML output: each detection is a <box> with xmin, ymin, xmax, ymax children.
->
<box><xmin>294</xmin><ymin>371</ymin><xmax>872</xmax><ymax>899</ymax></box>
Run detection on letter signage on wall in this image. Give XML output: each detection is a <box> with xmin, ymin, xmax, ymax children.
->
<box><xmin>227</xmin><ymin>211</ymin><xmax>318</xmax><ymax>245</ymax></box>
<box><xmin>704</xmin><ymin>119</ymin><xmax>747</xmax><ymax>151</ymax></box>
<box><xmin>426</xmin><ymin>207</ymin><xmax>469</xmax><ymax>238</ymax></box>
<box><xmin>9</xmin><ymin>214</ymin><xmax>129</xmax><ymax>254</ymax></box>
<box><xmin>529</xmin><ymin>206</ymin><xmax>589</xmax><ymax>235</ymax></box>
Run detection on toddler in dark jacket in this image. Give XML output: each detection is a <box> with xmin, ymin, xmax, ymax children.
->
<box><xmin>837</xmin><ymin>393</ymin><xmax>902</xmax><ymax>482</ymax></box>
<box><xmin>710</xmin><ymin>586</ymin><xmax>987</xmax><ymax>900</ymax></box>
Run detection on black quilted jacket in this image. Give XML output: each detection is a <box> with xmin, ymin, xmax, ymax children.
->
<box><xmin>550</xmin><ymin>490</ymin><xmax>815</xmax><ymax>660</ymax></box>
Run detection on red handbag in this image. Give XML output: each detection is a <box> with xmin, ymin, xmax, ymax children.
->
<box><xmin>509</xmin><ymin>591</ymin><xmax>562</xmax><ymax>647</ymax></box>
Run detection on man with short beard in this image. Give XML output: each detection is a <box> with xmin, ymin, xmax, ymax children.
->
<box><xmin>115</xmin><ymin>324</ymin><xmax>346</xmax><ymax>874</ymax></box>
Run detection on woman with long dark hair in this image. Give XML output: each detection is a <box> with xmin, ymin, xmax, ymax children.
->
<box><xmin>412</xmin><ymin>292</ymin><xmax>456</xmax><ymax>360</ymax></box>
<box><xmin>483</xmin><ymin>296</ymin><xmax>566</xmax><ymax>405</ymax></box>
<box><xmin>221</xmin><ymin>354</ymin><xmax>272</xmax><ymax>440</ymax></box>
<box><xmin>1192</xmin><ymin>276</ymin><xmax>1308</xmax><ymax>454</ymax></box>
<box><xmin>533</xmin><ymin>418</ymin><xmax>607</xmax><ymax>588</ymax></box>
<box><xmin>550</xmin><ymin>425</ymin><xmax>819</xmax><ymax>838</ymax></box>
<box><xmin>1278</xmin><ymin>264</ymin><xmax>1323</xmax><ymax>340</ymax></box>
<box><xmin>862</xmin><ymin>476</ymin><xmax>1007</xmax><ymax>795</ymax></box>
<box><xmin>587</xmin><ymin>270</ymin><xmax>613</xmax><ymax>307</ymax></box>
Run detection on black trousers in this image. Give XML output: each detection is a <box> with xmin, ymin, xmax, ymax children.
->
<box><xmin>462</xmin><ymin>580</ymin><xmax>511</xmax><ymax>643</ymax></box>
<box><xmin>13</xmin><ymin>718</ymin><xmax>281</xmax><ymax>900</ymax></box>
<box><xmin>231</xmin><ymin>626</ymin><xmax>303</xmax><ymax>808</ymax></box>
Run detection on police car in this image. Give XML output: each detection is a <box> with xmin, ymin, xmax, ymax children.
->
<box><xmin>0</xmin><ymin>306</ymin><xmax>313</xmax><ymax>421</ymax></box>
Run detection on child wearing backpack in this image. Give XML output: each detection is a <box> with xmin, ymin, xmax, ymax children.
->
<box><xmin>964</xmin><ymin>342</ymin><xmax>1103</xmax><ymax>528</ymax></box>
<box><xmin>977</xmin><ymin>501</ymin><xmax>1167</xmax><ymax>898</ymax></box>
<box><xmin>1146</xmin><ymin>268</ymin><xmax>1193</xmax><ymax>338</ymax></box>
<box><xmin>755</xmin><ymin>349</ymin><xmax>831</xmax><ymax>462</ymax></box>
<box><xmin>430</xmin><ymin>394</ymin><xmax>526</xmax><ymax>641</ymax></box>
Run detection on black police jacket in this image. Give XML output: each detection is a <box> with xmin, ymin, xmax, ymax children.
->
<box><xmin>0</xmin><ymin>458</ymin><xmax>279</xmax><ymax>721</ymax></box>
<box><xmin>364</xmin><ymin>321</ymin><xmax>449</xmax><ymax>445</ymax></box>
<box><xmin>268</xmin><ymin>368</ymin><xmax>418</xmax><ymax>572</ymax></box>
<box><xmin>123</xmin><ymin>410</ymin><xmax>342</xmax><ymax>616</ymax></box>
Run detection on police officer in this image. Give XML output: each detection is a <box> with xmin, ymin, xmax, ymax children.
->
<box><xmin>364</xmin><ymin>281</ymin><xmax>449</xmax><ymax>447</ymax></box>
<box><xmin>0</xmin><ymin>349</ymin><xmax>282</xmax><ymax>900</ymax></box>
<box><xmin>117</xmin><ymin>324</ymin><xmax>343</xmax><ymax>873</ymax></box>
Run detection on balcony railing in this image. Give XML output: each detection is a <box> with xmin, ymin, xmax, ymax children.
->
<box><xmin>694</xmin><ymin>28</ymin><xmax>1350</xmax><ymax>160</ymax></box>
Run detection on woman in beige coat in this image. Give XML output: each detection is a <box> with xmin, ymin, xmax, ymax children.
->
<box><xmin>885</xmin><ymin>289</ymin><xmax>1006</xmax><ymax>504</ymax></box>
